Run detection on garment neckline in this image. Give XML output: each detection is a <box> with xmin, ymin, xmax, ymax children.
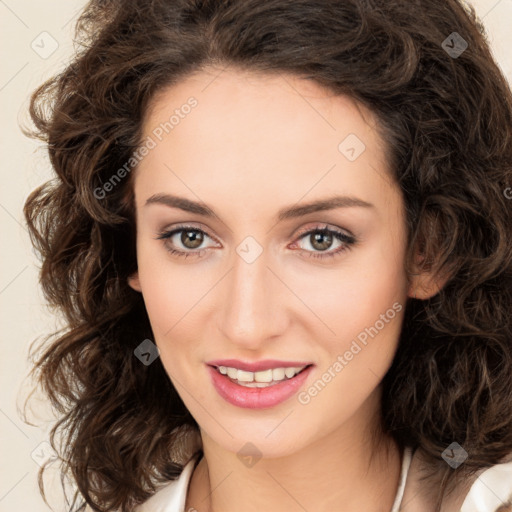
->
<box><xmin>185</xmin><ymin>445</ymin><xmax>414</xmax><ymax>512</ymax></box>
<box><xmin>391</xmin><ymin>445</ymin><xmax>414</xmax><ymax>512</ymax></box>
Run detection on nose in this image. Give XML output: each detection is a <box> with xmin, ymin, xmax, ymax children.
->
<box><xmin>218</xmin><ymin>245</ymin><xmax>289</xmax><ymax>351</ymax></box>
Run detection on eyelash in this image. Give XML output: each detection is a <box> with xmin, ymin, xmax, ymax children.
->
<box><xmin>155</xmin><ymin>223</ymin><xmax>356</xmax><ymax>260</ymax></box>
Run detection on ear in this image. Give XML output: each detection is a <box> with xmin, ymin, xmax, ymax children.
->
<box><xmin>407</xmin><ymin>253</ymin><xmax>452</xmax><ymax>300</ymax></box>
<box><xmin>127</xmin><ymin>271</ymin><xmax>142</xmax><ymax>293</ymax></box>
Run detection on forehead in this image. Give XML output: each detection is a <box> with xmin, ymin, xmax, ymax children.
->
<box><xmin>135</xmin><ymin>67</ymin><xmax>396</xmax><ymax>215</ymax></box>
<box><xmin>143</xmin><ymin>66</ymin><xmax>381</xmax><ymax>151</ymax></box>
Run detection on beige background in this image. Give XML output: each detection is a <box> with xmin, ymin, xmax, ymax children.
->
<box><xmin>1</xmin><ymin>1</ymin><xmax>511</xmax><ymax>510</ymax></box>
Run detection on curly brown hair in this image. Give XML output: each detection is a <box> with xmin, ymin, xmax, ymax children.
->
<box><xmin>22</xmin><ymin>0</ymin><xmax>512</xmax><ymax>511</ymax></box>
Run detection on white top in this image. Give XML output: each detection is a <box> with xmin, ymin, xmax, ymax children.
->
<box><xmin>132</xmin><ymin>447</ymin><xmax>512</xmax><ymax>512</ymax></box>
<box><xmin>391</xmin><ymin>445</ymin><xmax>413</xmax><ymax>512</ymax></box>
<box><xmin>83</xmin><ymin>445</ymin><xmax>512</xmax><ymax>512</ymax></box>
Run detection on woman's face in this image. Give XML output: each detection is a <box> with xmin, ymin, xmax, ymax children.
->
<box><xmin>128</xmin><ymin>67</ymin><xmax>412</xmax><ymax>457</ymax></box>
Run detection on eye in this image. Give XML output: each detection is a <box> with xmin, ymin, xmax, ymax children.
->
<box><xmin>155</xmin><ymin>224</ymin><xmax>218</xmax><ymax>259</ymax></box>
<box><xmin>155</xmin><ymin>223</ymin><xmax>357</xmax><ymax>261</ymax></box>
<box><xmin>291</xmin><ymin>224</ymin><xmax>356</xmax><ymax>260</ymax></box>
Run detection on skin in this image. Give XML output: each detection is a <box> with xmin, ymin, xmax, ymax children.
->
<box><xmin>128</xmin><ymin>66</ymin><xmax>444</xmax><ymax>512</ymax></box>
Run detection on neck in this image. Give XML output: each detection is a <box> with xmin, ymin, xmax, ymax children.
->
<box><xmin>186</xmin><ymin>396</ymin><xmax>403</xmax><ymax>512</ymax></box>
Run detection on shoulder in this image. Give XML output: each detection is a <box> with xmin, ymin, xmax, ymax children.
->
<box><xmin>401</xmin><ymin>447</ymin><xmax>512</xmax><ymax>512</ymax></box>
<box><xmin>461</xmin><ymin>459</ymin><xmax>512</xmax><ymax>512</ymax></box>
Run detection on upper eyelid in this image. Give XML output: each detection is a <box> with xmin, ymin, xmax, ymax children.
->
<box><xmin>295</xmin><ymin>224</ymin><xmax>353</xmax><ymax>238</ymax></box>
<box><xmin>156</xmin><ymin>222</ymin><xmax>217</xmax><ymax>239</ymax></box>
<box><xmin>164</xmin><ymin>224</ymin><xmax>220</xmax><ymax>243</ymax></box>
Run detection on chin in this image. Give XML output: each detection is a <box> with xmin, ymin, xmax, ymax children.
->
<box><xmin>204</xmin><ymin>424</ymin><xmax>310</xmax><ymax>461</ymax></box>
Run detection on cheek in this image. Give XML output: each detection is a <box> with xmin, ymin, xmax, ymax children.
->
<box><xmin>302</xmin><ymin>276</ymin><xmax>405</xmax><ymax>422</ymax></box>
<box><xmin>344</xmin><ymin>252</ymin><xmax>406</xmax><ymax>325</ymax></box>
<box><xmin>343</xmin><ymin>221</ymin><xmax>407</xmax><ymax>320</ymax></box>
<box><xmin>290</xmin><ymin>237</ymin><xmax>407</xmax><ymax>341</ymax></box>
<box><xmin>135</xmin><ymin>245</ymin><xmax>213</xmax><ymax>372</ymax></box>
<box><xmin>332</xmin><ymin>243</ymin><xmax>407</xmax><ymax>377</ymax></box>
<box><xmin>296</xmin><ymin>242</ymin><xmax>408</xmax><ymax>398</ymax></box>
<box><xmin>136</xmin><ymin>244</ymin><xmax>187</xmax><ymax>338</ymax></box>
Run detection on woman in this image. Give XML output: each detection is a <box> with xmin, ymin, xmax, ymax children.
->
<box><xmin>23</xmin><ymin>0</ymin><xmax>512</xmax><ymax>511</ymax></box>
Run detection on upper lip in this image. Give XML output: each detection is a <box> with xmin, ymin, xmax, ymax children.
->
<box><xmin>206</xmin><ymin>359</ymin><xmax>314</xmax><ymax>372</ymax></box>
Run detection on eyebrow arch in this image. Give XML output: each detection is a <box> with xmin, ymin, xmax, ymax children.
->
<box><xmin>144</xmin><ymin>193</ymin><xmax>374</xmax><ymax>222</ymax></box>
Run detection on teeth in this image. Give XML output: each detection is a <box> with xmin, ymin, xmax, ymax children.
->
<box><xmin>272</xmin><ymin>368</ymin><xmax>285</xmax><ymax>380</ymax></box>
<box><xmin>255</xmin><ymin>369</ymin><xmax>273</xmax><ymax>382</ymax></box>
<box><xmin>236</xmin><ymin>381</ymin><xmax>277</xmax><ymax>388</ymax></box>
<box><xmin>217</xmin><ymin>365</ymin><xmax>307</xmax><ymax>383</ymax></box>
<box><xmin>226</xmin><ymin>367</ymin><xmax>238</xmax><ymax>379</ymax></box>
<box><xmin>237</xmin><ymin>370</ymin><xmax>254</xmax><ymax>382</ymax></box>
<box><xmin>284</xmin><ymin>367</ymin><xmax>297</xmax><ymax>378</ymax></box>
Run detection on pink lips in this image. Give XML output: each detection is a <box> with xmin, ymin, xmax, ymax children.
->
<box><xmin>206</xmin><ymin>361</ymin><xmax>314</xmax><ymax>409</ymax></box>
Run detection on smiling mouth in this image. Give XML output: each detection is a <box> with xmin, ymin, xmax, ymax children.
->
<box><xmin>210</xmin><ymin>364</ymin><xmax>313</xmax><ymax>388</ymax></box>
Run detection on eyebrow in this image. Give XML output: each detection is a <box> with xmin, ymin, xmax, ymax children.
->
<box><xmin>144</xmin><ymin>193</ymin><xmax>374</xmax><ymax>222</ymax></box>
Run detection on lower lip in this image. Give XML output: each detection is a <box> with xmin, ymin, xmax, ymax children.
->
<box><xmin>207</xmin><ymin>365</ymin><xmax>314</xmax><ymax>409</ymax></box>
